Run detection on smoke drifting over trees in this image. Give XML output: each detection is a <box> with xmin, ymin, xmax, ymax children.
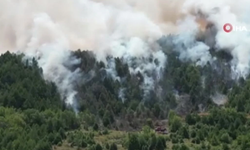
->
<box><xmin>0</xmin><ymin>0</ymin><xmax>250</xmax><ymax>110</ymax></box>
<box><xmin>2</xmin><ymin>1</ymin><xmax>250</xmax><ymax>150</ymax></box>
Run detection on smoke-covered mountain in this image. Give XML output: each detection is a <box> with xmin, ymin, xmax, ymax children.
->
<box><xmin>1</xmin><ymin>0</ymin><xmax>250</xmax><ymax>126</ymax></box>
<box><xmin>1</xmin><ymin>0</ymin><xmax>250</xmax><ymax>110</ymax></box>
<box><xmin>2</xmin><ymin>1</ymin><xmax>250</xmax><ymax>149</ymax></box>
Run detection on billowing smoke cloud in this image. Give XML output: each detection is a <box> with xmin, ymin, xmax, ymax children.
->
<box><xmin>183</xmin><ymin>0</ymin><xmax>250</xmax><ymax>78</ymax></box>
<box><xmin>0</xmin><ymin>0</ymin><xmax>250</xmax><ymax>108</ymax></box>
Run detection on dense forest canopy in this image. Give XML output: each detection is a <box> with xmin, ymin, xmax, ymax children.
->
<box><xmin>1</xmin><ymin>44</ymin><xmax>250</xmax><ymax>150</ymax></box>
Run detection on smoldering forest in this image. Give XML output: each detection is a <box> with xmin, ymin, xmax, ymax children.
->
<box><xmin>0</xmin><ymin>0</ymin><xmax>250</xmax><ymax>127</ymax></box>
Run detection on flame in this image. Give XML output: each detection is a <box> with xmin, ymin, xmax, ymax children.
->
<box><xmin>188</xmin><ymin>9</ymin><xmax>211</xmax><ymax>32</ymax></box>
<box><xmin>196</xmin><ymin>17</ymin><xmax>209</xmax><ymax>32</ymax></box>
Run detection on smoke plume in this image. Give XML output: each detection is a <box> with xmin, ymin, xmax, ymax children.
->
<box><xmin>0</xmin><ymin>0</ymin><xmax>250</xmax><ymax>108</ymax></box>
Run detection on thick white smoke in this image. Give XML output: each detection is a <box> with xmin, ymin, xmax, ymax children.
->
<box><xmin>183</xmin><ymin>0</ymin><xmax>250</xmax><ymax>78</ymax></box>
<box><xmin>211</xmin><ymin>92</ymin><xmax>228</xmax><ymax>106</ymax></box>
<box><xmin>0</xmin><ymin>0</ymin><xmax>250</xmax><ymax>107</ymax></box>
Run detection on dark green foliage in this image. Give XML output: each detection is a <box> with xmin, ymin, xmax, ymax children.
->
<box><xmin>72</xmin><ymin>49</ymin><xmax>218</xmax><ymax>128</ymax></box>
<box><xmin>68</xmin><ymin>47</ymin><xmax>239</xmax><ymax>129</ymax></box>
<box><xmin>110</xmin><ymin>143</ymin><xmax>118</xmax><ymax>150</ymax></box>
<box><xmin>155</xmin><ymin>136</ymin><xmax>166</xmax><ymax>150</ymax></box>
<box><xmin>185</xmin><ymin>114</ymin><xmax>199</xmax><ymax>125</ymax></box>
<box><xmin>220</xmin><ymin>133</ymin><xmax>231</xmax><ymax>144</ymax></box>
<box><xmin>0</xmin><ymin>52</ymin><xmax>80</xmax><ymax>150</ymax></box>
<box><xmin>127</xmin><ymin>134</ymin><xmax>140</xmax><ymax>150</ymax></box>
<box><xmin>2</xmin><ymin>46</ymin><xmax>250</xmax><ymax>150</ymax></box>
<box><xmin>228</xmin><ymin>79</ymin><xmax>250</xmax><ymax>113</ymax></box>
<box><xmin>95</xmin><ymin>143</ymin><xmax>102</xmax><ymax>150</ymax></box>
<box><xmin>67</xmin><ymin>131</ymin><xmax>95</xmax><ymax>148</ymax></box>
<box><xmin>179</xmin><ymin>126</ymin><xmax>189</xmax><ymax>139</ymax></box>
<box><xmin>125</xmin><ymin>127</ymin><xmax>167</xmax><ymax>150</ymax></box>
<box><xmin>180</xmin><ymin>144</ymin><xmax>189</xmax><ymax>150</ymax></box>
<box><xmin>169</xmin><ymin>111</ymin><xmax>182</xmax><ymax>132</ymax></box>
<box><xmin>34</xmin><ymin>140</ymin><xmax>51</xmax><ymax>150</ymax></box>
<box><xmin>0</xmin><ymin>52</ymin><xmax>62</xmax><ymax>110</ymax></box>
<box><xmin>222</xmin><ymin>143</ymin><xmax>230</xmax><ymax>150</ymax></box>
<box><xmin>0</xmin><ymin>107</ymin><xmax>79</xmax><ymax>150</ymax></box>
<box><xmin>170</xmin><ymin>117</ymin><xmax>182</xmax><ymax>132</ymax></box>
<box><xmin>176</xmin><ymin>108</ymin><xmax>250</xmax><ymax>149</ymax></box>
<box><xmin>172</xmin><ymin>144</ymin><xmax>189</xmax><ymax>150</ymax></box>
<box><xmin>146</xmin><ymin>118</ymin><xmax>153</xmax><ymax>128</ymax></box>
<box><xmin>93</xmin><ymin>123</ymin><xmax>99</xmax><ymax>131</ymax></box>
<box><xmin>103</xmin><ymin>110</ymin><xmax>114</xmax><ymax>127</ymax></box>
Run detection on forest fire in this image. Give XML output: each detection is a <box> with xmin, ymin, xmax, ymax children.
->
<box><xmin>196</xmin><ymin>17</ymin><xmax>210</xmax><ymax>32</ymax></box>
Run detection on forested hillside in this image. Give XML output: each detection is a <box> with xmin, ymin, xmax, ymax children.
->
<box><xmin>0</xmin><ymin>52</ymin><xmax>80</xmax><ymax>150</ymax></box>
<box><xmin>1</xmin><ymin>0</ymin><xmax>250</xmax><ymax>149</ymax></box>
<box><xmin>1</xmin><ymin>49</ymin><xmax>250</xmax><ymax>150</ymax></box>
<box><xmin>68</xmin><ymin>43</ymin><xmax>237</xmax><ymax>130</ymax></box>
